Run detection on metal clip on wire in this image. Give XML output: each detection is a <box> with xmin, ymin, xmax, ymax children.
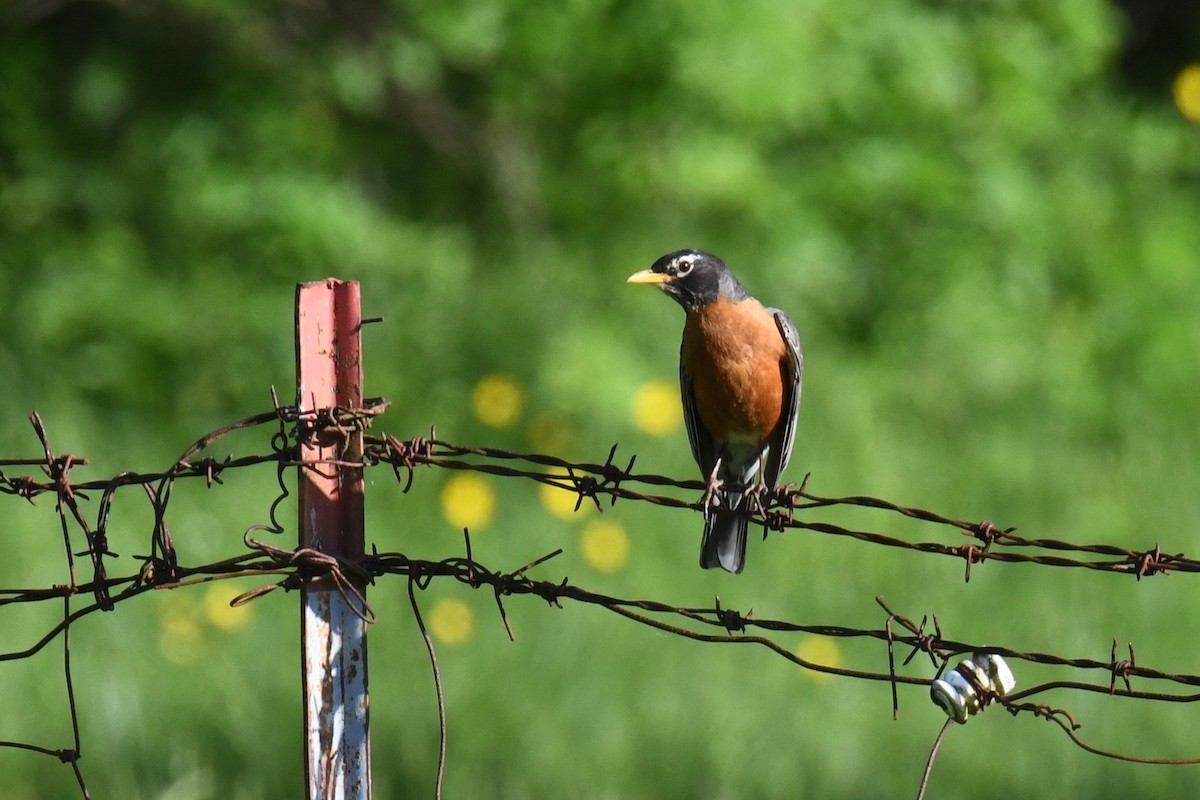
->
<box><xmin>930</xmin><ymin>653</ymin><xmax>1016</xmax><ymax>724</ymax></box>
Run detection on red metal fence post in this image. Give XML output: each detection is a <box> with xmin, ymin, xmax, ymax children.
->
<box><xmin>296</xmin><ymin>279</ymin><xmax>371</xmax><ymax>800</ymax></box>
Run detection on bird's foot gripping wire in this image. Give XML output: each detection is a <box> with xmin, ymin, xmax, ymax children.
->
<box><xmin>700</xmin><ymin>459</ymin><xmax>726</xmax><ymax>518</ymax></box>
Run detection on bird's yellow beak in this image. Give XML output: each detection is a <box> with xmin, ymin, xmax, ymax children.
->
<box><xmin>627</xmin><ymin>269</ymin><xmax>669</xmax><ymax>285</ymax></box>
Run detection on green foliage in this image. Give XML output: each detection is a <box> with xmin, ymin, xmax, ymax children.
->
<box><xmin>2</xmin><ymin>1</ymin><xmax>1200</xmax><ymax>797</ymax></box>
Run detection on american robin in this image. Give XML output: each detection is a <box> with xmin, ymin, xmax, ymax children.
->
<box><xmin>628</xmin><ymin>249</ymin><xmax>802</xmax><ymax>574</ymax></box>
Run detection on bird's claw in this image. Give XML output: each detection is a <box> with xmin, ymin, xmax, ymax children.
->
<box><xmin>701</xmin><ymin>459</ymin><xmax>726</xmax><ymax>512</ymax></box>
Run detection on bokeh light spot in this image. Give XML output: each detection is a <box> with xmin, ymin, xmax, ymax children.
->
<box><xmin>440</xmin><ymin>474</ymin><xmax>496</xmax><ymax>531</ymax></box>
<box><xmin>204</xmin><ymin>583</ymin><xmax>253</xmax><ymax>632</ymax></box>
<box><xmin>581</xmin><ymin>519</ymin><xmax>630</xmax><ymax>573</ymax></box>
<box><xmin>157</xmin><ymin>589</ymin><xmax>209</xmax><ymax>664</ymax></box>
<box><xmin>472</xmin><ymin>374</ymin><xmax>524</xmax><ymax>428</ymax></box>
<box><xmin>160</xmin><ymin>616</ymin><xmax>206</xmax><ymax>665</ymax></box>
<box><xmin>795</xmin><ymin>635</ymin><xmax>843</xmax><ymax>684</ymax></box>
<box><xmin>540</xmin><ymin>478</ymin><xmax>591</xmax><ymax>521</ymax></box>
<box><xmin>632</xmin><ymin>380</ymin><xmax>681</xmax><ymax>436</ymax></box>
<box><xmin>1174</xmin><ymin>63</ymin><xmax>1200</xmax><ymax>125</ymax></box>
<box><xmin>429</xmin><ymin>598</ymin><xmax>475</xmax><ymax>645</ymax></box>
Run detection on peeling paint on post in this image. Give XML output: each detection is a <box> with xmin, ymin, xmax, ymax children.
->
<box><xmin>296</xmin><ymin>279</ymin><xmax>371</xmax><ymax>800</ymax></box>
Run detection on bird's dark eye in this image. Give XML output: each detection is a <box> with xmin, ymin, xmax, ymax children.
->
<box><xmin>676</xmin><ymin>259</ymin><xmax>694</xmax><ymax>276</ymax></box>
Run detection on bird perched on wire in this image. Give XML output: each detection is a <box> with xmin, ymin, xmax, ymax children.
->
<box><xmin>628</xmin><ymin>249</ymin><xmax>802</xmax><ymax>574</ymax></box>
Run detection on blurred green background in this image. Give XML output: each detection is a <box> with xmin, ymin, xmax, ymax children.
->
<box><xmin>3</xmin><ymin>0</ymin><xmax>1200</xmax><ymax>797</ymax></box>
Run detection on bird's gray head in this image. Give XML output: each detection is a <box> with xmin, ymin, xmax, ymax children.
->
<box><xmin>627</xmin><ymin>249</ymin><xmax>748</xmax><ymax>310</ymax></box>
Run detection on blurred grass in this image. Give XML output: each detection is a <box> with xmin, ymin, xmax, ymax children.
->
<box><xmin>3</xmin><ymin>0</ymin><xmax>1200</xmax><ymax>797</ymax></box>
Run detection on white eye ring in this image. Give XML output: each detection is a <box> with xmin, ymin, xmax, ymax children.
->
<box><xmin>675</xmin><ymin>257</ymin><xmax>695</xmax><ymax>275</ymax></box>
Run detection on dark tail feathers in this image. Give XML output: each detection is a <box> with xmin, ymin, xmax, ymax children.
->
<box><xmin>699</xmin><ymin>500</ymin><xmax>749</xmax><ymax>574</ymax></box>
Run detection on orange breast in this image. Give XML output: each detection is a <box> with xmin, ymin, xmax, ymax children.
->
<box><xmin>683</xmin><ymin>296</ymin><xmax>787</xmax><ymax>446</ymax></box>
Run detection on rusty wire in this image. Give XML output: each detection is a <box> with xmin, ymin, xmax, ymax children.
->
<box><xmin>365</xmin><ymin>434</ymin><xmax>1193</xmax><ymax>581</ymax></box>
<box><xmin>3</xmin><ymin>402</ymin><xmax>1200</xmax><ymax>799</ymax></box>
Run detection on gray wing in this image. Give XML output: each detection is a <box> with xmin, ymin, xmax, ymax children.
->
<box><xmin>762</xmin><ymin>309</ymin><xmax>803</xmax><ymax>490</ymax></box>
<box><xmin>680</xmin><ymin>341</ymin><xmax>720</xmax><ymax>480</ymax></box>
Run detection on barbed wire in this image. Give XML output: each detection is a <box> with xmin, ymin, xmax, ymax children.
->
<box><xmin>367</xmin><ymin>433</ymin><xmax>1193</xmax><ymax>581</ymax></box>
<box><xmin>2</xmin><ymin>399</ymin><xmax>1199</xmax><ymax>799</ymax></box>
